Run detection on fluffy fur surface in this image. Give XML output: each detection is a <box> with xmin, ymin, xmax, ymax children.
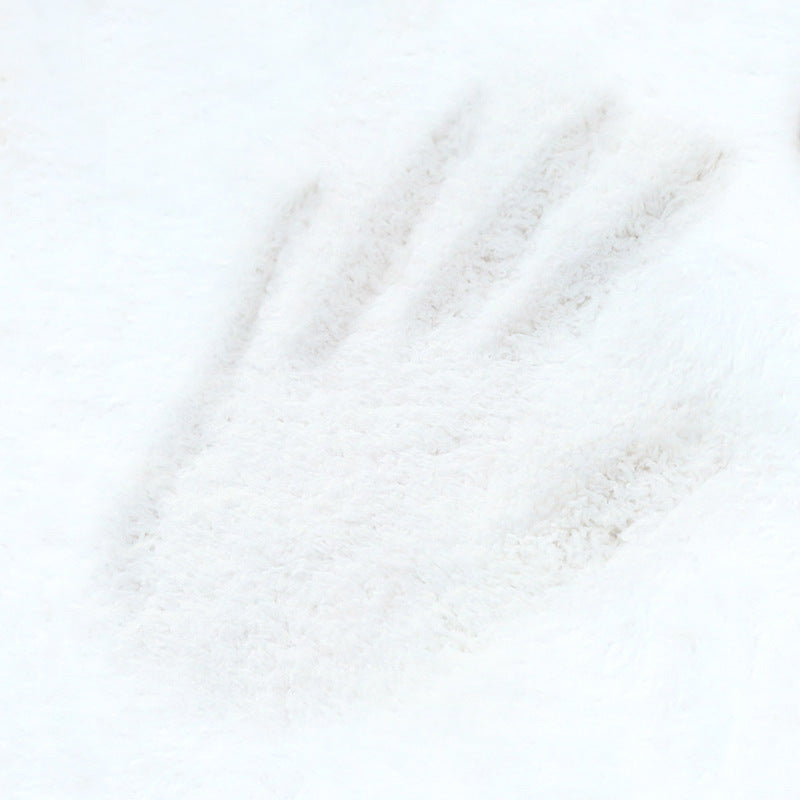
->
<box><xmin>7</xmin><ymin>1</ymin><xmax>800</xmax><ymax>794</ymax></box>
<box><xmin>115</xmin><ymin>97</ymin><xmax>731</xmax><ymax>718</ymax></box>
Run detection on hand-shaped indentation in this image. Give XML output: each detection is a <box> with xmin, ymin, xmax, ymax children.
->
<box><xmin>113</xmin><ymin>92</ymin><xmax>729</xmax><ymax>718</ymax></box>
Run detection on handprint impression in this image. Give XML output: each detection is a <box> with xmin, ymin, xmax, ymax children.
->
<box><xmin>116</xmin><ymin>94</ymin><xmax>729</xmax><ymax>716</ymax></box>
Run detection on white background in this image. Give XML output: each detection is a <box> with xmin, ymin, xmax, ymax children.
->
<box><xmin>2</xmin><ymin>1</ymin><xmax>800</xmax><ymax>796</ymax></box>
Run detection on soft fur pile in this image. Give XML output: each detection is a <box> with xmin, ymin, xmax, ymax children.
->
<box><xmin>6</xmin><ymin>1</ymin><xmax>800</xmax><ymax>794</ymax></box>
<box><xmin>115</xmin><ymin>94</ymin><xmax>731</xmax><ymax>717</ymax></box>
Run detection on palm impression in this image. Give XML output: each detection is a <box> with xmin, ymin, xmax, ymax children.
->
<box><xmin>115</xmin><ymin>91</ymin><xmax>729</xmax><ymax>716</ymax></box>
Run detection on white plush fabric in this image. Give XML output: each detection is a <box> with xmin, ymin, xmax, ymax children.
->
<box><xmin>4</xmin><ymin>1</ymin><xmax>800</xmax><ymax>795</ymax></box>
<box><xmin>116</xmin><ymin>98</ymin><xmax>733</xmax><ymax>718</ymax></box>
